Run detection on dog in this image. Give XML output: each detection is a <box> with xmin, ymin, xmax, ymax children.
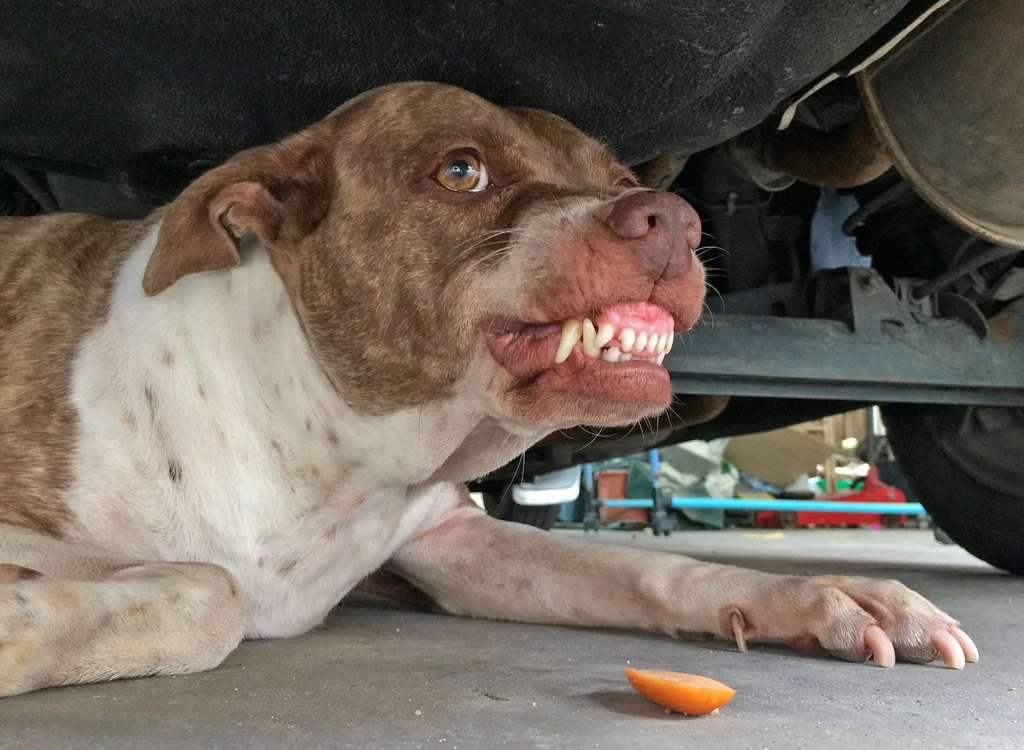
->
<box><xmin>0</xmin><ymin>82</ymin><xmax>977</xmax><ymax>696</ymax></box>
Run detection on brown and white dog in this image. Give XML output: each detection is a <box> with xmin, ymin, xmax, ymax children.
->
<box><xmin>0</xmin><ymin>83</ymin><xmax>977</xmax><ymax>696</ymax></box>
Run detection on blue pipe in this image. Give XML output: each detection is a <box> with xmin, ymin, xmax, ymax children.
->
<box><xmin>582</xmin><ymin>463</ymin><xmax>595</xmax><ymax>493</ymax></box>
<box><xmin>648</xmin><ymin>448</ymin><xmax>660</xmax><ymax>489</ymax></box>
<box><xmin>601</xmin><ymin>497</ymin><xmax>926</xmax><ymax>514</ymax></box>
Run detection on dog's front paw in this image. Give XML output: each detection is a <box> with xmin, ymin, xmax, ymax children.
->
<box><xmin>0</xmin><ymin>567</ymin><xmax>53</xmax><ymax>696</ymax></box>
<box><xmin>726</xmin><ymin>575</ymin><xmax>979</xmax><ymax>669</ymax></box>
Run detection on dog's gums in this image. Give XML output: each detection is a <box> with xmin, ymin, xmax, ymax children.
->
<box><xmin>484</xmin><ymin>301</ymin><xmax>682</xmax><ymax>410</ymax></box>
<box><xmin>488</xmin><ymin>301</ymin><xmax>675</xmax><ymax>372</ymax></box>
<box><xmin>556</xmin><ymin>302</ymin><xmax>675</xmax><ymax>364</ymax></box>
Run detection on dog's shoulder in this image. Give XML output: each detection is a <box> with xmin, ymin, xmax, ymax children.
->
<box><xmin>0</xmin><ymin>213</ymin><xmax>153</xmax><ymax>538</ymax></box>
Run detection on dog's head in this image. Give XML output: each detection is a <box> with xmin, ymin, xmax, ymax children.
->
<box><xmin>145</xmin><ymin>82</ymin><xmax>704</xmax><ymax>435</ymax></box>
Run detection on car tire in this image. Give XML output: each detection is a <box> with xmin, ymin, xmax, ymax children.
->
<box><xmin>882</xmin><ymin>403</ymin><xmax>1024</xmax><ymax>574</ymax></box>
<box><xmin>482</xmin><ymin>490</ymin><xmax>562</xmax><ymax>530</ymax></box>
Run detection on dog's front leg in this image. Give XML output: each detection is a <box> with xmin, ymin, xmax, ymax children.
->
<box><xmin>391</xmin><ymin>486</ymin><xmax>978</xmax><ymax>669</ymax></box>
<box><xmin>0</xmin><ymin>523</ymin><xmax>245</xmax><ymax>696</ymax></box>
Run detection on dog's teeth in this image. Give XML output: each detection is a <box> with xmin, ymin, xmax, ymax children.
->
<box><xmin>620</xmin><ymin>352</ymin><xmax>633</xmax><ymax>361</ymax></box>
<box><xmin>595</xmin><ymin>322</ymin><xmax>615</xmax><ymax>348</ymax></box>
<box><xmin>656</xmin><ymin>333</ymin><xmax>668</xmax><ymax>354</ymax></box>
<box><xmin>656</xmin><ymin>352</ymin><xmax>665</xmax><ymax>366</ymax></box>
<box><xmin>620</xmin><ymin>328</ymin><xmax>636</xmax><ymax>353</ymax></box>
<box><xmin>582</xmin><ymin>319</ymin><xmax>600</xmax><ymax>358</ymax></box>
<box><xmin>665</xmin><ymin>332</ymin><xmax>674</xmax><ymax>352</ymax></box>
<box><xmin>646</xmin><ymin>333</ymin><xmax>659</xmax><ymax>353</ymax></box>
<box><xmin>555</xmin><ymin>320</ymin><xmax>583</xmax><ymax>364</ymax></box>
<box><xmin>634</xmin><ymin>331</ymin><xmax>648</xmax><ymax>352</ymax></box>
<box><xmin>602</xmin><ymin>346</ymin><xmax>621</xmax><ymax>363</ymax></box>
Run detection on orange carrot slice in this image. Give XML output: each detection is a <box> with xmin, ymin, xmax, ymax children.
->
<box><xmin>624</xmin><ymin>667</ymin><xmax>736</xmax><ymax>715</ymax></box>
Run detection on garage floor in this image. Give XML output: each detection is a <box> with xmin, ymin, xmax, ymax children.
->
<box><xmin>1</xmin><ymin>529</ymin><xmax>1020</xmax><ymax>749</ymax></box>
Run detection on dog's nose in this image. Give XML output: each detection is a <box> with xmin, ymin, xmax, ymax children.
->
<box><xmin>601</xmin><ymin>191</ymin><xmax>701</xmax><ymax>281</ymax></box>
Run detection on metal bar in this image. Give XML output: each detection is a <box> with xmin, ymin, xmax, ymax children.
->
<box><xmin>666</xmin><ymin>312</ymin><xmax>1024</xmax><ymax>406</ymax></box>
<box><xmin>666</xmin><ymin>268</ymin><xmax>1024</xmax><ymax>406</ymax></box>
<box><xmin>601</xmin><ymin>497</ymin><xmax>927</xmax><ymax>514</ymax></box>
<box><xmin>669</xmin><ymin>377</ymin><xmax>1024</xmax><ymax>407</ymax></box>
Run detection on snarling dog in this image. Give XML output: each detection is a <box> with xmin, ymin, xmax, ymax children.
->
<box><xmin>0</xmin><ymin>83</ymin><xmax>977</xmax><ymax>696</ymax></box>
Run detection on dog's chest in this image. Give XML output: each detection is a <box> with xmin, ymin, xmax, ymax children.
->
<box><xmin>67</xmin><ymin>348</ymin><xmax>437</xmax><ymax>635</ymax></box>
<box><xmin>66</xmin><ymin>339</ymin><xmax>411</xmax><ymax>635</ymax></box>
<box><xmin>59</xmin><ymin>240</ymin><xmax>450</xmax><ymax>636</ymax></box>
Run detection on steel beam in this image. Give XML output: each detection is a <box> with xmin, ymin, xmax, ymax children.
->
<box><xmin>667</xmin><ymin>268</ymin><xmax>1024</xmax><ymax>406</ymax></box>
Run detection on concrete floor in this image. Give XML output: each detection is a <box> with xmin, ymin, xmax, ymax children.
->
<box><xmin>1</xmin><ymin>529</ymin><xmax>1021</xmax><ymax>749</ymax></box>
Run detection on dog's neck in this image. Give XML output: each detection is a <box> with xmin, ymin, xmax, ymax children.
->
<box><xmin>123</xmin><ymin>225</ymin><xmax>535</xmax><ymax>493</ymax></box>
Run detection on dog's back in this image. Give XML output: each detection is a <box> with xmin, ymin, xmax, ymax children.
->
<box><xmin>0</xmin><ymin>215</ymin><xmax>145</xmax><ymax>536</ymax></box>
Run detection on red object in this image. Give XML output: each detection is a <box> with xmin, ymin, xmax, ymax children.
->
<box><xmin>756</xmin><ymin>467</ymin><xmax>907</xmax><ymax>529</ymax></box>
<box><xmin>596</xmin><ymin>470</ymin><xmax>649</xmax><ymax>525</ymax></box>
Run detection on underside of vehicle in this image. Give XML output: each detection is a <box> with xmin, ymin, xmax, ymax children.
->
<box><xmin>2</xmin><ymin>0</ymin><xmax>1022</xmax><ymax>570</ymax></box>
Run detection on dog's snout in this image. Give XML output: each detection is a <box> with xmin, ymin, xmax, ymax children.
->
<box><xmin>601</xmin><ymin>191</ymin><xmax>701</xmax><ymax>281</ymax></box>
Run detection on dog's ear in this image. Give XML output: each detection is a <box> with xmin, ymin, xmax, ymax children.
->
<box><xmin>143</xmin><ymin>136</ymin><xmax>333</xmax><ymax>296</ymax></box>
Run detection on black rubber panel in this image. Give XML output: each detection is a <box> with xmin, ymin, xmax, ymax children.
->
<box><xmin>482</xmin><ymin>491</ymin><xmax>562</xmax><ymax>531</ymax></box>
<box><xmin>882</xmin><ymin>403</ymin><xmax>1024</xmax><ymax>574</ymax></box>
<box><xmin>1</xmin><ymin>0</ymin><xmax>909</xmax><ymax>204</ymax></box>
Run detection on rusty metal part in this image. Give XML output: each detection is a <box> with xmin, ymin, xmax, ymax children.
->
<box><xmin>762</xmin><ymin>109</ymin><xmax>891</xmax><ymax>189</ymax></box>
<box><xmin>859</xmin><ymin>0</ymin><xmax>1024</xmax><ymax>249</ymax></box>
<box><xmin>725</xmin><ymin>107</ymin><xmax>891</xmax><ymax>191</ymax></box>
<box><xmin>936</xmin><ymin>292</ymin><xmax>988</xmax><ymax>338</ymax></box>
<box><xmin>632</xmin><ymin>152</ymin><xmax>689</xmax><ymax>190</ymax></box>
<box><xmin>989</xmin><ymin>296</ymin><xmax>1024</xmax><ymax>349</ymax></box>
<box><xmin>723</xmin><ymin>128</ymin><xmax>795</xmax><ymax>192</ymax></box>
<box><xmin>912</xmin><ymin>245</ymin><xmax>1023</xmax><ymax>301</ymax></box>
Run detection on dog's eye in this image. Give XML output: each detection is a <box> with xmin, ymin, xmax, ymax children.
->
<box><xmin>435</xmin><ymin>151</ymin><xmax>489</xmax><ymax>193</ymax></box>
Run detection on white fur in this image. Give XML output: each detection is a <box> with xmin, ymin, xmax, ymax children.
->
<box><xmin>64</xmin><ymin>227</ymin><xmax>491</xmax><ymax>637</ymax></box>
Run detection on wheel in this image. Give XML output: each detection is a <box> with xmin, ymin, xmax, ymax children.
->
<box><xmin>482</xmin><ymin>490</ymin><xmax>562</xmax><ymax>530</ymax></box>
<box><xmin>881</xmin><ymin>403</ymin><xmax>1024</xmax><ymax>574</ymax></box>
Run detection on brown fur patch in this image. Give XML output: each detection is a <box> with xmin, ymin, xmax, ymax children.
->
<box><xmin>0</xmin><ymin>215</ymin><xmax>150</xmax><ymax>537</ymax></box>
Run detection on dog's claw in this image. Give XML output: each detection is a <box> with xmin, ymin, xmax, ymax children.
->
<box><xmin>932</xmin><ymin>627</ymin><xmax>966</xmax><ymax>669</ymax></box>
<box><xmin>950</xmin><ymin>625</ymin><xmax>979</xmax><ymax>663</ymax></box>
<box><xmin>864</xmin><ymin>624</ymin><xmax>895</xmax><ymax>668</ymax></box>
<box><xmin>730</xmin><ymin>611</ymin><xmax>747</xmax><ymax>653</ymax></box>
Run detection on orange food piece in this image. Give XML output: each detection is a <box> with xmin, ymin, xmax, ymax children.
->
<box><xmin>624</xmin><ymin>666</ymin><xmax>736</xmax><ymax>715</ymax></box>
